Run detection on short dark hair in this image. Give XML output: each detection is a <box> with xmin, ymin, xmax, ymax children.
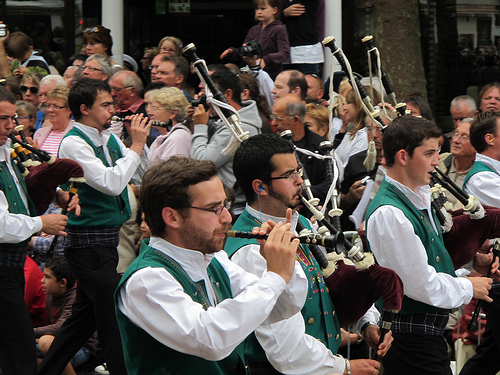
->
<box><xmin>0</xmin><ymin>86</ymin><xmax>16</xmax><ymax>105</ymax></box>
<box><xmin>160</xmin><ymin>55</ymin><xmax>189</xmax><ymax>83</ymax></box>
<box><xmin>403</xmin><ymin>93</ymin><xmax>435</xmax><ymax>122</ymax></box>
<box><xmin>68</xmin><ymin>78</ymin><xmax>111</xmax><ymax>121</ymax></box>
<box><xmin>211</xmin><ymin>69</ymin><xmax>242</xmax><ymax>106</ymax></box>
<box><xmin>470</xmin><ymin>111</ymin><xmax>500</xmax><ymax>153</ymax></box>
<box><xmin>140</xmin><ymin>156</ymin><xmax>218</xmax><ymax>237</ymax></box>
<box><xmin>5</xmin><ymin>32</ymin><xmax>33</xmax><ymax>59</ymax></box>
<box><xmin>233</xmin><ymin>134</ymin><xmax>294</xmax><ymax>204</ymax></box>
<box><xmin>45</xmin><ymin>256</ymin><xmax>76</xmax><ymax>289</ymax></box>
<box><xmin>286</xmin><ymin>70</ymin><xmax>307</xmax><ymax>101</ymax></box>
<box><xmin>383</xmin><ymin>116</ymin><xmax>441</xmax><ymax>168</ymax></box>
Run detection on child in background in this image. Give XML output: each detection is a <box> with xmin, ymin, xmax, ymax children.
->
<box><xmin>220</xmin><ymin>0</ymin><xmax>289</xmax><ymax>80</ymax></box>
<box><xmin>35</xmin><ymin>257</ymin><xmax>97</xmax><ymax>375</ymax></box>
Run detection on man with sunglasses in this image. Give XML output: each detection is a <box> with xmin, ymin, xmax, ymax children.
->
<box><xmin>225</xmin><ymin>134</ymin><xmax>388</xmax><ymax>375</ymax></box>
<box><xmin>115</xmin><ymin>156</ymin><xmax>308</xmax><ymax>375</ymax></box>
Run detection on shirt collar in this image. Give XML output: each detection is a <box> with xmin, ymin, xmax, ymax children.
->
<box><xmin>476</xmin><ymin>153</ymin><xmax>500</xmax><ymax>173</ymax></box>
<box><xmin>385</xmin><ymin>174</ymin><xmax>431</xmax><ymax>210</ymax></box>
<box><xmin>74</xmin><ymin>122</ymin><xmax>111</xmax><ymax>146</ymax></box>
<box><xmin>246</xmin><ymin>204</ymin><xmax>300</xmax><ymax>232</ymax></box>
<box><xmin>117</xmin><ymin>98</ymin><xmax>144</xmax><ymax>114</ymax></box>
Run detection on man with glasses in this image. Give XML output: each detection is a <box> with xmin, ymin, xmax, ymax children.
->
<box><xmin>81</xmin><ymin>54</ymin><xmax>112</xmax><ymax>82</ymax></box>
<box><xmin>115</xmin><ymin>155</ymin><xmax>308</xmax><ymax>375</ymax></box>
<box><xmin>37</xmin><ymin>78</ymin><xmax>149</xmax><ymax>375</ymax></box>
<box><xmin>225</xmin><ymin>134</ymin><xmax>387</xmax><ymax>375</ymax></box>
<box><xmin>437</xmin><ymin>118</ymin><xmax>476</xmax><ymax>210</ymax></box>
<box><xmin>153</xmin><ymin>55</ymin><xmax>193</xmax><ymax>102</ymax></box>
<box><xmin>271</xmin><ymin>94</ymin><xmax>328</xmax><ymax>204</ymax></box>
<box><xmin>0</xmin><ymin>86</ymin><xmax>71</xmax><ymax>374</ymax></box>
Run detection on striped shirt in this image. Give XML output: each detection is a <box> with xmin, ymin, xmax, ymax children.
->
<box><xmin>41</xmin><ymin>131</ymin><xmax>65</xmax><ymax>156</ymax></box>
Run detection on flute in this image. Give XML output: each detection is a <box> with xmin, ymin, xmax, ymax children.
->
<box><xmin>226</xmin><ymin>230</ymin><xmax>344</xmax><ymax>254</ymax></box>
<box><xmin>110</xmin><ymin>116</ymin><xmax>173</xmax><ymax>131</ymax></box>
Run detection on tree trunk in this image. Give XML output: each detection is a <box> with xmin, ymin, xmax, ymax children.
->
<box><xmin>373</xmin><ymin>0</ymin><xmax>427</xmax><ymax>99</ymax></box>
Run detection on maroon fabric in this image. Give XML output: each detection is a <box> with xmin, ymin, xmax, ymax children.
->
<box><xmin>25</xmin><ymin>158</ymin><xmax>84</xmax><ymax>215</ymax></box>
<box><xmin>325</xmin><ymin>260</ymin><xmax>404</xmax><ymax>327</ymax></box>
<box><xmin>444</xmin><ymin>206</ymin><xmax>500</xmax><ymax>269</ymax></box>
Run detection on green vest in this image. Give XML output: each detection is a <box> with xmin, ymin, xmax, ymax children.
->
<box><xmin>62</xmin><ymin>127</ymin><xmax>131</xmax><ymax>227</ymax></box>
<box><xmin>0</xmin><ymin>159</ymin><xmax>36</xmax><ymax>246</ymax></box>
<box><xmin>463</xmin><ymin>160</ymin><xmax>499</xmax><ymax>188</ymax></box>
<box><xmin>365</xmin><ymin>179</ymin><xmax>456</xmax><ymax>315</ymax></box>
<box><xmin>115</xmin><ymin>241</ymin><xmax>246</xmax><ymax>375</ymax></box>
<box><xmin>224</xmin><ymin>209</ymin><xmax>341</xmax><ymax>362</ymax></box>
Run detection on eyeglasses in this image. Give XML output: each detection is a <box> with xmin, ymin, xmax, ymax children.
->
<box><xmin>146</xmin><ymin>104</ymin><xmax>166</xmax><ymax>112</ymax></box>
<box><xmin>189</xmin><ymin>200</ymin><xmax>232</xmax><ymax>215</ymax></box>
<box><xmin>110</xmin><ymin>86</ymin><xmax>132</xmax><ymax>93</ymax></box>
<box><xmin>149</xmin><ymin>65</ymin><xmax>159</xmax><ymax>71</ymax></box>
<box><xmin>270</xmin><ymin>114</ymin><xmax>293</xmax><ymax>122</ymax></box>
<box><xmin>83</xmin><ymin>65</ymin><xmax>102</xmax><ymax>72</ymax></box>
<box><xmin>45</xmin><ymin>103</ymin><xmax>66</xmax><ymax>110</ymax></box>
<box><xmin>268</xmin><ymin>167</ymin><xmax>303</xmax><ymax>182</ymax></box>
<box><xmin>21</xmin><ymin>86</ymin><xmax>39</xmax><ymax>94</ymax></box>
<box><xmin>452</xmin><ymin>133</ymin><xmax>470</xmax><ymax>142</ymax></box>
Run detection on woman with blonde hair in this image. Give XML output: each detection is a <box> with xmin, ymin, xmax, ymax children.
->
<box><xmin>334</xmin><ymin>87</ymin><xmax>381</xmax><ymax>181</ymax></box>
<box><xmin>304</xmin><ymin>103</ymin><xmax>329</xmax><ymax>138</ymax></box>
<box><xmin>145</xmin><ymin>87</ymin><xmax>191</xmax><ymax>162</ymax></box>
<box><xmin>33</xmin><ymin>86</ymin><xmax>73</xmax><ymax>155</ymax></box>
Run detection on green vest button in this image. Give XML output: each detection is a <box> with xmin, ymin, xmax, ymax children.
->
<box><xmin>8</xmin><ymin>185</ymin><xmax>12</xmax><ymax>190</ymax></box>
<box><xmin>308</xmin><ymin>318</ymin><xmax>314</xmax><ymax>325</ymax></box>
<box><xmin>336</xmin><ymin>334</ymin><xmax>340</xmax><ymax>340</ymax></box>
<box><xmin>436</xmin><ymin>256</ymin><xmax>440</xmax><ymax>262</ymax></box>
<box><xmin>332</xmin><ymin>310</ymin><xmax>335</xmax><ymax>317</ymax></box>
<box><xmin>326</xmin><ymin>287</ymin><xmax>329</xmax><ymax>294</ymax></box>
<box><xmin>431</xmin><ymin>238</ymin><xmax>434</xmax><ymax>243</ymax></box>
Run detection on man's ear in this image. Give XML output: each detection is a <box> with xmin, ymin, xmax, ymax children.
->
<box><xmin>162</xmin><ymin>207</ymin><xmax>182</xmax><ymax>230</ymax></box>
<box><xmin>224</xmin><ymin>88</ymin><xmax>233</xmax><ymax>102</ymax></box>
<box><xmin>175</xmin><ymin>74</ymin><xmax>184</xmax><ymax>86</ymax></box>
<box><xmin>252</xmin><ymin>180</ymin><xmax>267</xmax><ymax>196</ymax></box>
<box><xmin>485</xmin><ymin>133</ymin><xmax>495</xmax><ymax>145</ymax></box>
<box><xmin>60</xmin><ymin>278</ymin><xmax>68</xmax><ymax>289</ymax></box>
<box><xmin>395</xmin><ymin>149</ymin><xmax>408</xmax><ymax>166</ymax></box>
<box><xmin>80</xmin><ymin>103</ymin><xmax>89</xmax><ymax>116</ymax></box>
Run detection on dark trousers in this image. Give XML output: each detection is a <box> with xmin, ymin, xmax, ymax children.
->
<box><xmin>0</xmin><ymin>266</ymin><xmax>37</xmax><ymax>375</ymax></box>
<box><xmin>37</xmin><ymin>246</ymin><xmax>127</xmax><ymax>375</ymax></box>
<box><xmin>382</xmin><ymin>333</ymin><xmax>452</xmax><ymax>375</ymax></box>
<box><xmin>459</xmin><ymin>285</ymin><xmax>500</xmax><ymax>375</ymax></box>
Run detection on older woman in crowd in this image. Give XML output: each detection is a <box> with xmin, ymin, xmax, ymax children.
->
<box><xmin>144</xmin><ymin>86</ymin><xmax>191</xmax><ymax>162</ymax></box>
<box><xmin>34</xmin><ymin>86</ymin><xmax>73</xmax><ymax>155</ymax></box>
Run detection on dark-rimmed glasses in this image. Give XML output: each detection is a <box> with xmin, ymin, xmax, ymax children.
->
<box><xmin>189</xmin><ymin>200</ymin><xmax>232</xmax><ymax>215</ymax></box>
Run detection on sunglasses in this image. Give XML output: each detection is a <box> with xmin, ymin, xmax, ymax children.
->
<box><xmin>21</xmin><ymin>86</ymin><xmax>39</xmax><ymax>94</ymax></box>
<box><xmin>84</xmin><ymin>27</ymin><xmax>100</xmax><ymax>33</ymax></box>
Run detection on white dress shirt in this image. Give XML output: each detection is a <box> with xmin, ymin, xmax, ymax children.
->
<box><xmin>117</xmin><ymin>236</ymin><xmax>308</xmax><ymax>361</ymax></box>
<box><xmin>464</xmin><ymin>153</ymin><xmax>500</xmax><ymax>208</ymax></box>
<box><xmin>230</xmin><ymin>205</ymin><xmax>379</xmax><ymax>375</ymax></box>
<box><xmin>0</xmin><ymin>141</ymin><xmax>42</xmax><ymax>243</ymax></box>
<box><xmin>58</xmin><ymin>122</ymin><xmax>148</xmax><ymax>196</ymax></box>
<box><xmin>367</xmin><ymin>176</ymin><xmax>473</xmax><ymax>309</ymax></box>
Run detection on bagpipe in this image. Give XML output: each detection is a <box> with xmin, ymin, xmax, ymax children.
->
<box><xmin>182</xmin><ymin>43</ymin><xmax>249</xmax><ymax>155</ymax></box>
<box><xmin>277</xmin><ymin>128</ymin><xmax>403</xmax><ymax>336</ymax></box>
<box><xmin>8</xmin><ymin>126</ymin><xmax>85</xmax><ymax>216</ymax></box>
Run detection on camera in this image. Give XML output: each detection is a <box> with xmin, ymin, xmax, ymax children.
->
<box><xmin>238</xmin><ymin>40</ymin><xmax>262</xmax><ymax>57</ymax></box>
<box><xmin>191</xmin><ymin>94</ymin><xmax>208</xmax><ymax>110</ymax></box>
<box><xmin>0</xmin><ymin>24</ymin><xmax>7</xmax><ymax>38</ymax></box>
